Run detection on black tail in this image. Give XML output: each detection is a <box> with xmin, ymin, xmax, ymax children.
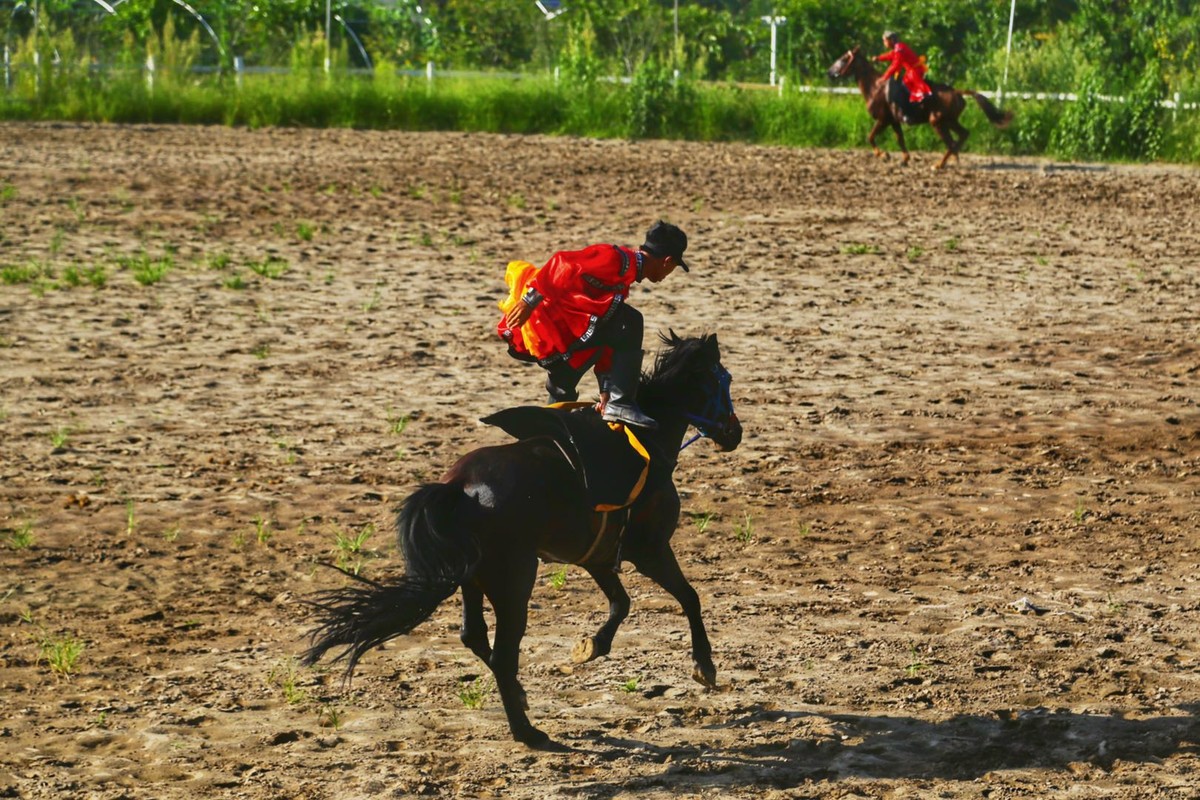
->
<box><xmin>966</xmin><ymin>90</ymin><xmax>1013</xmax><ymax>128</ymax></box>
<box><xmin>301</xmin><ymin>483</ymin><xmax>477</xmax><ymax>680</ymax></box>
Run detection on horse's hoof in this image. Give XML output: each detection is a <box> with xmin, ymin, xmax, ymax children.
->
<box><xmin>692</xmin><ymin>663</ymin><xmax>718</xmax><ymax>690</ymax></box>
<box><xmin>516</xmin><ymin>727</ymin><xmax>551</xmax><ymax>749</ymax></box>
<box><xmin>571</xmin><ymin>637</ymin><xmax>598</xmax><ymax>664</ymax></box>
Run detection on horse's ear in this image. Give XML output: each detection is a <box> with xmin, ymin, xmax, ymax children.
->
<box><xmin>703</xmin><ymin>333</ymin><xmax>720</xmax><ymax>360</ymax></box>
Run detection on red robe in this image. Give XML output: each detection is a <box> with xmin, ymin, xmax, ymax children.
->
<box><xmin>498</xmin><ymin>244</ymin><xmax>642</xmax><ymax>373</ymax></box>
<box><xmin>876</xmin><ymin>41</ymin><xmax>931</xmax><ymax>102</ymax></box>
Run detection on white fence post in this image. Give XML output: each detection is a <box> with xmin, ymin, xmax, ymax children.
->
<box><xmin>146</xmin><ymin>54</ymin><xmax>155</xmax><ymax>93</ymax></box>
<box><xmin>234</xmin><ymin>56</ymin><xmax>243</xmax><ymax>90</ymax></box>
<box><xmin>426</xmin><ymin>61</ymin><xmax>434</xmax><ymax>83</ymax></box>
<box><xmin>3</xmin><ymin>46</ymin><xmax>9</xmax><ymax>91</ymax></box>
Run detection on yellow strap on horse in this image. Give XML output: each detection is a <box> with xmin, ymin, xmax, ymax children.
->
<box><xmin>546</xmin><ymin>402</ymin><xmax>651</xmax><ymax>511</ymax></box>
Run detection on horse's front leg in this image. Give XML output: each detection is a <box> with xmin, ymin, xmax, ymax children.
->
<box><xmin>892</xmin><ymin>121</ymin><xmax>911</xmax><ymax>165</ymax></box>
<box><xmin>629</xmin><ymin>546</ymin><xmax>716</xmax><ymax>689</ymax></box>
<box><xmin>867</xmin><ymin>118</ymin><xmax>890</xmax><ymax>160</ymax></box>
<box><xmin>571</xmin><ymin>566</ymin><xmax>630</xmax><ymax>664</ymax></box>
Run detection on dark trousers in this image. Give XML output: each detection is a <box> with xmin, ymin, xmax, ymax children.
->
<box><xmin>545</xmin><ymin>303</ymin><xmax>643</xmax><ymax>402</ymax></box>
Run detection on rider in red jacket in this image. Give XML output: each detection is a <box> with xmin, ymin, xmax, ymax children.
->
<box><xmin>876</xmin><ymin>31</ymin><xmax>932</xmax><ymax>104</ymax></box>
<box><xmin>498</xmin><ymin>221</ymin><xmax>689</xmax><ymax>430</ymax></box>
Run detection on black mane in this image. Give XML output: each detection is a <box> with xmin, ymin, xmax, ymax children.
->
<box><xmin>641</xmin><ymin>331</ymin><xmax>718</xmax><ymax>399</ymax></box>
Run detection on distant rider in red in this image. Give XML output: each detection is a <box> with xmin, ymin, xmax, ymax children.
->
<box><xmin>498</xmin><ymin>221</ymin><xmax>690</xmax><ymax>430</ymax></box>
<box><xmin>876</xmin><ymin>30</ymin><xmax>932</xmax><ymax>106</ymax></box>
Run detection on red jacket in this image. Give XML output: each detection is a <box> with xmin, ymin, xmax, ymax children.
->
<box><xmin>499</xmin><ymin>244</ymin><xmax>643</xmax><ymax>371</ymax></box>
<box><xmin>876</xmin><ymin>41</ymin><xmax>931</xmax><ymax>100</ymax></box>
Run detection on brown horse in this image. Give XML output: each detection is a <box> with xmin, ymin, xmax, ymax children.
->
<box><xmin>827</xmin><ymin>46</ymin><xmax>1012</xmax><ymax>169</ymax></box>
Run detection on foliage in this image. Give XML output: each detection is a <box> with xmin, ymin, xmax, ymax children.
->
<box><xmin>0</xmin><ymin>0</ymin><xmax>1198</xmax><ymax>162</ymax></box>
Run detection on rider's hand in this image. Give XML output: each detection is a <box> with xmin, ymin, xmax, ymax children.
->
<box><xmin>505</xmin><ymin>300</ymin><xmax>533</xmax><ymax>329</ymax></box>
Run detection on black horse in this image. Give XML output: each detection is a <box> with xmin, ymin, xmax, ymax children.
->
<box><xmin>301</xmin><ymin>332</ymin><xmax>743</xmax><ymax>747</ymax></box>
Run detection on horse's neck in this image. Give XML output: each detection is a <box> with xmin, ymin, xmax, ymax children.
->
<box><xmin>854</xmin><ymin>61</ymin><xmax>883</xmax><ymax>100</ymax></box>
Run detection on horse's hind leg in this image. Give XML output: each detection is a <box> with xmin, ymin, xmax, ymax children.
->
<box><xmin>930</xmin><ymin>121</ymin><xmax>958</xmax><ymax>170</ymax></box>
<box><xmin>460</xmin><ymin>581</ymin><xmax>491</xmax><ymax>664</ymax></box>
<box><xmin>571</xmin><ymin>566</ymin><xmax>630</xmax><ymax>664</ymax></box>
<box><xmin>951</xmin><ymin>120</ymin><xmax>969</xmax><ymax>161</ymax></box>
<box><xmin>482</xmin><ymin>556</ymin><xmax>548</xmax><ymax>747</ymax></box>
<box><xmin>629</xmin><ymin>547</ymin><xmax>716</xmax><ymax>689</ymax></box>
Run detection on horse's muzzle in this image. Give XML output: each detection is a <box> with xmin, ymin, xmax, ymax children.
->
<box><xmin>711</xmin><ymin>414</ymin><xmax>743</xmax><ymax>452</ymax></box>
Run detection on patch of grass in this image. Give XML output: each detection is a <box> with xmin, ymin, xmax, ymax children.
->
<box><xmin>7</xmin><ymin>520</ymin><xmax>35</xmax><ymax>550</ymax></box>
<box><xmin>905</xmin><ymin>245</ymin><xmax>924</xmax><ymax>261</ymax></box>
<box><xmin>161</xmin><ymin>525</ymin><xmax>181</xmax><ymax>543</ymax></box>
<box><xmin>223</xmin><ymin>273</ymin><xmax>246</xmax><ymax>290</ymax></box>
<box><xmin>406</xmin><ymin>183</ymin><xmax>427</xmax><ymax>200</ymax></box>
<box><xmin>117</xmin><ymin>252</ymin><xmax>173</xmax><ymax>286</ymax></box>
<box><xmin>248</xmin><ymin>256</ymin><xmax>289</xmax><ymax>279</ymax></box>
<box><xmin>333</xmin><ymin>523</ymin><xmax>376</xmax><ymax>574</ymax></box>
<box><xmin>548</xmin><ymin>564</ymin><xmax>568</xmax><ymax>590</ymax></box>
<box><xmin>0</xmin><ymin>182</ymin><xmax>16</xmax><ymax>203</ymax></box>
<box><xmin>316</xmin><ymin>704</ymin><xmax>344</xmax><ymax>729</ymax></box>
<box><xmin>253</xmin><ymin>514</ymin><xmax>274</xmax><ymax>546</ymax></box>
<box><xmin>2</xmin><ymin>261</ymin><xmax>48</xmax><ymax>285</ymax></box>
<box><xmin>458</xmin><ymin>677</ymin><xmax>490</xmax><ymax>709</ymax></box>
<box><xmin>619</xmin><ymin>677</ymin><xmax>640</xmax><ymax>693</ymax></box>
<box><xmin>62</xmin><ymin>263</ymin><xmax>107</xmax><ymax>289</ymax></box>
<box><xmin>41</xmin><ymin>632</ymin><xmax>85</xmax><ymax>678</ymax></box>
<box><xmin>267</xmin><ymin>660</ymin><xmax>309</xmax><ymax>706</ymax></box>
<box><xmin>690</xmin><ymin>511</ymin><xmax>715</xmax><ymax>534</ymax></box>
<box><xmin>734</xmin><ymin>513</ymin><xmax>755</xmax><ymax>543</ymax></box>
<box><xmin>943</xmin><ymin>237</ymin><xmax>960</xmax><ymax>252</ymax></box>
<box><xmin>505</xmin><ymin>192</ymin><xmax>527</xmax><ymax>210</ymax></box>
<box><xmin>207</xmin><ymin>252</ymin><xmax>232</xmax><ymax>271</ymax></box>
<box><xmin>1072</xmin><ymin>497</ymin><xmax>1087</xmax><ymax>524</ymax></box>
<box><xmin>49</xmin><ymin>427</ymin><xmax>71</xmax><ymax>450</ymax></box>
<box><xmin>386</xmin><ymin>408</ymin><xmax>411</xmax><ymax>436</ymax></box>
<box><xmin>125</xmin><ymin>500</ymin><xmax>137</xmax><ymax>537</ymax></box>
<box><xmin>251</xmin><ymin>343</ymin><xmax>271</xmax><ymax>360</ymax></box>
<box><xmin>296</xmin><ymin>221</ymin><xmax>315</xmax><ymax>242</ymax></box>
<box><xmin>842</xmin><ymin>243</ymin><xmax>879</xmax><ymax>255</ymax></box>
<box><xmin>905</xmin><ymin>644</ymin><xmax>929</xmax><ymax>678</ymax></box>
<box><xmin>362</xmin><ymin>288</ymin><xmax>382</xmax><ymax>312</ymax></box>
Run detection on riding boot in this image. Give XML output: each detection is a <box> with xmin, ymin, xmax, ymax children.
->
<box><xmin>600</xmin><ymin>349</ymin><xmax>657</xmax><ymax>429</ymax></box>
<box><xmin>545</xmin><ymin>363</ymin><xmax>581</xmax><ymax>404</ymax></box>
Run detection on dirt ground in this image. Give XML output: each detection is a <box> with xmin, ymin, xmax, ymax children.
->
<box><xmin>1</xmin><ymin>123</ymin><xmax>1198</xmax><ymax>800</ymax></box>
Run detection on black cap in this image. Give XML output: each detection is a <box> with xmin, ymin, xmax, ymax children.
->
<box><xmin>641</xmin><ymin>221</ymin><xmax>689</xmax><ymax>272</ymax></box>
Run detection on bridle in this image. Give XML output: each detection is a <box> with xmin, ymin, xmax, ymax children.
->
<box><xmin>680</xmin><ymin>364</ymin><xmax>737</xmax><ymax>451</ymax></box>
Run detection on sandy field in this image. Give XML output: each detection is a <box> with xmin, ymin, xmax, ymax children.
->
<box><xmin>0</xmin><ymin>122</ymin><xmax>1198</xmax><ymax>799</ymax></box>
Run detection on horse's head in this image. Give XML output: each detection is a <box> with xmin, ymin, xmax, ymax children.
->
<box><xmin>647</xmin><ymin>331</ymin><xmax>742</xmax><ymax>452</ymax></box>
<box><xmin>827</xmin><ymin>47</ymin><xmax>860</xmax><ymax>80</ymax></box>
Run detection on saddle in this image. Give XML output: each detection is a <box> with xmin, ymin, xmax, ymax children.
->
<box><xmin>886</xmin><ymin>78</ymin><xmax>930</xmax><ymax>125</ymax></box>
<box><xmin>481</xmin><ymin>404</ymin><xmax>668</xmax><ymax>512</ymax></box>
